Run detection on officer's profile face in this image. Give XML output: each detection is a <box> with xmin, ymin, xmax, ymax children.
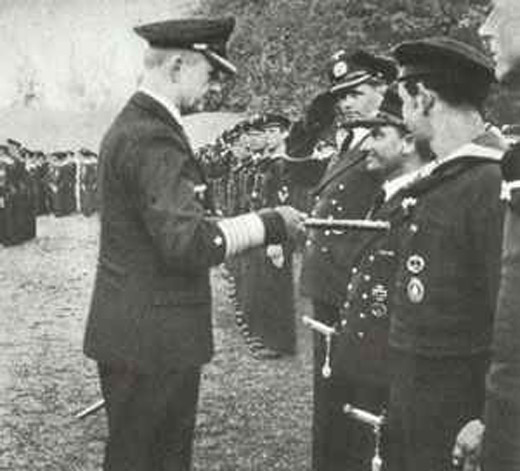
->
<box><xmin>363</xmin><ymin>125</ymin><xmax>409</xmax><ymax>175</ymax></box>
<box><xmin>335</xmin><ymin>83</ymin><xmax>385</xmax><ymax>121</ymax></box>
<box><xmin>480</xmin><ymin>0</ymin><xmax>520</xmax><ymax>83</ymax></box>
<box><xmin>176</xmin><ymin>53</ymin><xmax>222</xmax><ymax>113</ymax></box>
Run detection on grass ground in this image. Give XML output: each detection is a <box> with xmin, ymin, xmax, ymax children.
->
<box><xmin>0</xmin><ymin>214</ymin><xmax>314</xmax><ymax>470</ymax></box>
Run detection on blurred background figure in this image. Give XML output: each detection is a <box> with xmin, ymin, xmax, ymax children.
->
<box><xmin>453</xmin><ymin>2</ymin><xmax>520</xmax><ymax>470</ymax></box>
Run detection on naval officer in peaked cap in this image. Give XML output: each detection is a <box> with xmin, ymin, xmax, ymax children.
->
<box><xmin>83</xmin><ymin>17</ymin><xmax>305</xmax><ymax>471</ymax></box>
<box><xmin>284</xmin><ymin>49</ymin><xmax>398</xmax><ymax>471</ymax></box>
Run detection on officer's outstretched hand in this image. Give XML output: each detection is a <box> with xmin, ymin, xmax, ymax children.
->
<box><xmin>305</xmin><ymin>92</ymin><xmax>337</xmax><ymax>134</ymax></box>
<box><xmin>452</xmin><ymin>419</ymin><xmax>484</xmax><ymax>471</ymax></box>
<box><xmin>502</xmin><ymin>142</ymin><xmax>520</xmax><ymax>213</ymax></box>
<box><xmin>274</xmin><ymin>206</ymin><xmax>307</xmax><ymax>241</ymax></box>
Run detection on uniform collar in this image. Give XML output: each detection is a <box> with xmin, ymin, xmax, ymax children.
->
<box><xmin>383</xmin><ymin>169</ymin><xmax>423</xmax><ymax>202</ymax></box>
<box><xmin>382</xmin><ymin>128</ymin><xmax>506</xmax><ymax>202</ymax></box>
<box><xmin>138</xmin><ymin>86</ymin><xmax>184</xmax><ymax>128</ymax></box>
<box><xmin>435</xmin><ymin>127</ymin><xmax>507</xmax><ymax>165</ymax></box>
<box><xmin>351</xmin><ymin>128</ymin><xmax>370</xmax><ymax>149</ymax></box>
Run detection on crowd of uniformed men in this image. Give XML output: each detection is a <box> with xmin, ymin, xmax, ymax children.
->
<box><xmin>10</xmin><ymin>1</ymin><xmax>515</xmax><ymax>470</ymax></box>
<box><xmin>0</xmin><ymin>140</ymin><xmax>98</xmax><ymax>245</ymax></box>
<box><xmin>192</xmin><ymin>33</ymin><xmax>519</xmax><ymax>470</ymax></box>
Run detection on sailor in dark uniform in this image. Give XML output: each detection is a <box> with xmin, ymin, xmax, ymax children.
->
<box><xmin>227</xmin><ymin>113</ymin><xmax>298</xmax><ymax>359</ymax></box>
<box><xmin>386</xmin><ymin>37</ymin><xmax>507</xmax><ymax>471</ymax></box>
<box><xmin>284</xmin><ymin>50</ymin><xmax>397</xmax><ymax>471</ymax></box>
<box><xmin>312</xmin><ymin>88</ymin><xmax>433</xmax><ymax>471</ymax></box>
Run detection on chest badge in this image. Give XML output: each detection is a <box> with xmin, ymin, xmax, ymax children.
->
<box><xmin>406</xmin><ymin>254</ymin><xmax>425</xmax><ymax>275</ymax></box>
<box><xmin>371</xmin><ymin>303</ymin><xmax>388</xmax><ymax>319</ymax></box>
<box><xmin>371</xmin><ymin>284</ymin><xmax>388</xmax><ymax>303</ymax></box>
<box><xmin>407</xmin><ymin>277</ymin><xmax>425</xmax><ymax>304</ymax></box>
<box><xmin>278</xmin><ymin>185</ymin><xmax>289</xmax><ymax>203</ymax></box>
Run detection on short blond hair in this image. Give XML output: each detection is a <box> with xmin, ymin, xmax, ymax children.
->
<box><xmin>143</xmin><ymin>47</ymin><xmax>203</xmax><ymax>70</ymax></box>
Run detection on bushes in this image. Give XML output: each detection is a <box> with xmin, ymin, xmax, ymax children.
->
<box><xmin>199</xmin><ymin>0</ymin><xmax>520</xmax><ymax>125</ymax></box>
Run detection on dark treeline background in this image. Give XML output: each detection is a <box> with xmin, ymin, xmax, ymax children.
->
<box><xmin>199</xmin><ymin>0</ymin><xmax>520</xmax><ymax>126</ymax></box>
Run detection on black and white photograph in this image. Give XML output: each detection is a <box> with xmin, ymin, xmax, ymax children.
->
<box><xmin>1</xmin><ymin>1</ymin><xmax>519</xmax><ymax>470</ymax></box>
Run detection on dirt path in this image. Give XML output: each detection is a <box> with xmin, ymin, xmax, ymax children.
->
<box><xmin>0</xmin><ymin>215</ymin><xmax>312</xmax><ymax>470</ymax></box>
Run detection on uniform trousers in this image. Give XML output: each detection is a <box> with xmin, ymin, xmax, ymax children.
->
<box><xmin>482</xmin><ymin>393</ymin><xmax>520</xmax><ymax>471</ymax></box>
<box><xmin>98</xmin><ymin>362</ymin><xmax>201</xmax><ymax>471</ymax></box>
<box><xmin>312</xmin><ymin>301</ymin><xmax>388</xmax><ymax>471</ymax></box>
<box><xmin>386</xmin><ymin>350</ymin><xmax>488</xmax><ymax>471</ymax></box>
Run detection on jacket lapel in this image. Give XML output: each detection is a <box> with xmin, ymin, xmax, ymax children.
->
<box><xmin>313</xmin><ymin>135</ymin><xmax>369</xmax><ymax>194</ymax></box>
<box><xmin>129</xmin><ymin>91</ymin><xmax>209</xmax><ymax>183</ymax></box>
<box><xmin>350</xmin><ymin>192</ymin><xmax>405</xmax><ymax>258</ymax></box>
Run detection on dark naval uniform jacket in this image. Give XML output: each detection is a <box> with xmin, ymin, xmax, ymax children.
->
<box><xmin>299</xmin><ymin>136</ymin><xmax>383</xmax><ymax>311</ymax></box>
<box><xmin>310</xmin><ymin>186</ymin><xmax>408</xmax><ymax>471</ymax></box>
<box><xmin>385</xmin><ymin>133</ymin><xmax>506</xmax><ymax>471</ymax></box>
<box><xmin>84</xmin><ymin>92</ymin><xmax>227</xmax><ymax>374</ymax></box>
<box><xmin>389</xmin><ymin>136</ymin><xmax>505</xmax><ymax>357</ymax></box>
<box><xmin>330</xmin><ymin>188</ymin><xmax>408</xmax><ymax>386</ymax></box>
<box><xmin>289</xmin><ymin>132</ymin><xmax>384</xmax><ymax>471</ymax></box>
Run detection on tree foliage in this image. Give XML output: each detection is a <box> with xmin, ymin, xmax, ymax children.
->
<box><xmin>199</xmin><ymin>0</ymin><xmax>520</xmax><ymax>125</ymax></box>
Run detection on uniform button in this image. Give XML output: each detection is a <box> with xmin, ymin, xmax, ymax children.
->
<box><xmin>213</xmin><ymin>236</ymin><xmax>223</xmax><ymax>247</ymax></box>
<box><xmin>347</xmin><ymin>283</ymin><xmax>353</xmax><ymax>291</ymax></box>
<box><xmin>338</xmin><ymin>184</ymin><xmax>345</xmax><ymax>191</ymax></box>
<box><xmin>324</xmin><ymin>230</ymin><xmax>331</xmax><ymax>236</ymax></box>
<box><xmin>368</xmin><ymin>255</ymin><xmax>375</xmax><ymax>262</ymax></box>
<box><xmin>305</xmin><ymin>239</ymin><xmax>312</xmax><ymax>247</ymax></box>
<box><xmin>410</xmin><ymin>224</ymin><xmax>419</xmax><ymax>233</ymax></box>
<box><xmin>362</xmin><ymin>293</ymin><xmax>368</xmax><ymax>300</ymax></box>
<box><xmin>357</xmin><ymin>332</ymin><xmax>365</xmax><ymax>338</ymax></box>
<box><xmin>343</xmin><ymin>301</ymin><xmax>350</xmax><ymax>309</ymax></box>
<box><xmin>315</xmin><ymin>196</ymin><xmax>320</xmax><ymax>202</ymax></box>
<box><xmin>364</xmin><ymin>275</ymin><xmax>371</xmax><ymax>282</ymax></box>
<box><xmin>341</xmin><ymin>319</ymin><xmax>348</xmax><ymax>327</ymax></box>
<box><xmin>321</xmin><ymin>247</ymin><xmax>329</xmax><ymax>253</ymax></box>
<box><xmin>337</xmin><ymin>206</ymin><xmax>343</xmax><ymax>211</ymax></box>
<box><xmin>331</xmin><ymin>199</ymin><xmax>338</xmax><ymax>205</ymax></box>
<box><xmin>311</xmin><ymin>210</ymin><xmax>317</xmax><ymax>216</ymax></box>
<box><xmin>360</xmin><ymin>313</ymin><xmax>366</xmax><ymax>319</ymax></box>
<box><xmin>351</xmin><ymin>267</ymin><xmax>358</xmax><ymax>274</ymax></box>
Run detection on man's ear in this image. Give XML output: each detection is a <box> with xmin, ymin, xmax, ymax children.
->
<box><xmin>416</xmin><ymin>82</ymin><xmax>435</xmax><ymax>116</ymax></box>
<box><xmin>167</xmin><ymin>55</ymin><xmax>183</xmax><ymax>83</ymax></box>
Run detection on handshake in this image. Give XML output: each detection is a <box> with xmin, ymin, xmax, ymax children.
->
<box><xmin>270</xmin><ymin>206</ymin><xmax>308</xmax><ymax>241</ymax></box>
